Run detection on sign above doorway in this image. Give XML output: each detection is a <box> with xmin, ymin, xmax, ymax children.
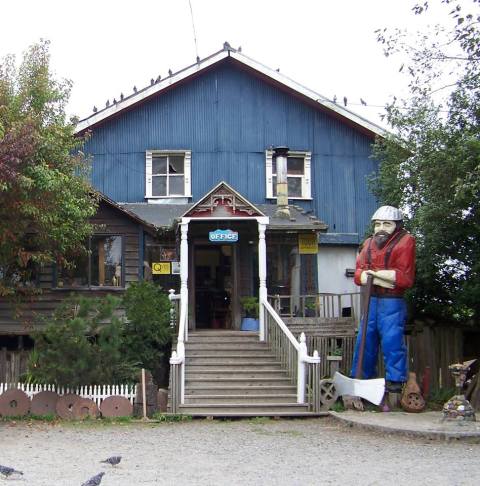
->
<box><xmin>209</xmin><ymin>229</ymin><xmax>239</xmax><ymax>243</ymax></box>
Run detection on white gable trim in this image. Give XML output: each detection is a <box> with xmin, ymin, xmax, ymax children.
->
<box><xmin>75</xmin><ymin>48</ymin><xmax>387</xmax><ymax>138</ymax></box>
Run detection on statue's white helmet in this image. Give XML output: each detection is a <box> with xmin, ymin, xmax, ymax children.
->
<box><xmin>371</xmin><ymin>205</ymin><xmax>403</xmax><ymax>222</ymax></box>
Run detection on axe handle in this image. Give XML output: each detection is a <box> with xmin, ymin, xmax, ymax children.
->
<box><xmin>355</xmin><ymin>274</ymin><xmax>374</xmax><ymax>379</ymax></box>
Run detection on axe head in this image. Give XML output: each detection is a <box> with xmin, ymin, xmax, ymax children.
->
<box><xmin>333</xmin><ymin>372</ymin><xmax>385</xmax><ymax>405</ymax></box>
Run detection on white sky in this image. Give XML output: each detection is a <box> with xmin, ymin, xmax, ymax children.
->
<box><xmin>1</xmin><ymin>0</ymin><xmax>448</xmax><ymax>127</ymax></box>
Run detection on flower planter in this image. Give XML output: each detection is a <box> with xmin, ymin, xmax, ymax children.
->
<box><xmin>241</xmin><ymin>317</ymin><xmax>259</xmax><ymax>331</ymax></box>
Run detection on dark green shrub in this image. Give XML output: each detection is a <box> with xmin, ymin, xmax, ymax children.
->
<box><xmin>122</xmin><ymin>282</ymin><xmax>173</xmax><ymax>387</ymax></box>
<box><xmin>28</xmin><ymin>295</ymin><xmax>138</xmax><ymax>387</ymax></box>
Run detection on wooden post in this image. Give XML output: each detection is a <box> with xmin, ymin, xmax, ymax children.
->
<box><xmin>141</xmin><ymin>368</ymin><xmax>147</xmax><ymax>420</ymax></box>
<box><xmin>0</xmin><ymin>347</ymin><xmax>6</xmax><ymax>383</ymax></box>
<box><xmin>180</xmin><ymin>220</ymin><xmax>189</xmax><ymax>340</ymax></box>
<box><xmin>98</xmin><ymin>239</ymin><xmax>105</xmax><ymax>285</ymax></box>
<box><xmin>257</xmin><ymin>219</ymin><xmax>268</xmax><ymax>342</ymax></box>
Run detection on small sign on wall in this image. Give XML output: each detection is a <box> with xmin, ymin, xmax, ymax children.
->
<box><xmin>152</xmin><ymin>262</ymin><xmax>171</xmax><ymax>275</ymax></box>
<box><xmin>171</xmin><ymin>262</ymin><xmax>180</xmax><ymax>274</ymax></box>
<box><xmin>298</xmin><ymin>234</ymin><xmax>318</xmax><ymax>254</ymax></box>
<box><xmin>209</xmin><ymin>229</ymin><xmax>239</xmax><ymax>243</ymax></box>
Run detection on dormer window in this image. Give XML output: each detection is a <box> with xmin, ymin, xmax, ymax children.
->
<box><xmin>265</xmin><ymin>149</ymin><xmax>311</xmax><ymax>199</ymax></box>
<box><xmin>145</xmin><ymin>150</ymin><xmax>191</xmax><ymax>199</ymax></box>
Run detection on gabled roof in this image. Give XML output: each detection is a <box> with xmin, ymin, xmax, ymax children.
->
<box><xmin>182</xmin><ymin>181</ymin><xmax>265</xmax><ymax>219</ymax></box>
<box><xmin>75</xmin><ymin>43</ymin><xmax>386</xmax><ymax>138</ymax></box>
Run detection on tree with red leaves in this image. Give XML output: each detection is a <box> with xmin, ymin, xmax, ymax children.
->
<box><xmin>0</xmin><ymin>40</ymin><xmax>97</xmax><ymax>296</ymax></box>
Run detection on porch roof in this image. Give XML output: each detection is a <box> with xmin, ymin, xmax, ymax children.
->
<box><xmin>120</xmin><ymin>202</ymin><xmax>328</xmax><ymax>232</ymax></box>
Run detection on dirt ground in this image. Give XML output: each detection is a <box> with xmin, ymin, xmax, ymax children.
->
<box><xmin>0</xmin><ymin>417</ymin><xmax>478</xmax><ymax>486</ymax></box>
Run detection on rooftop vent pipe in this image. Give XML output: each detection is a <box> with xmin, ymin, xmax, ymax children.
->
<box><xmin>273</xmin><ymin>146</ymin><xmax>290</xmax><ymax>219</ymax></box>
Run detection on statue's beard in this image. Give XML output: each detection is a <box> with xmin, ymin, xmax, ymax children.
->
<box><xmin>374</xmin><ymin>231</ymin><xmax>392</xmax><ymax>249</ymax></box>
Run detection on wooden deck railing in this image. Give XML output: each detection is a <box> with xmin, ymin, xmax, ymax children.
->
<box><xmin>268</xmin><ymin>292</ymin><xmax>361</xmax><ymax>321</ymax></box>
<box><xmin>262</xmin><ymin>299</ymin><xmax>321</xmax><ymax>412</ymax></box>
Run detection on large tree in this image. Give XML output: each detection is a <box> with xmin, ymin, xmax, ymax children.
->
<box><xmin>0</xmin><ymin>40</ymin><xmax>97</xmax><ymax>296</ymax></box>
<box><xmin>372</xmin><ymin>0</ymin><xmax>480</xmax><ymax>323</ymax></box>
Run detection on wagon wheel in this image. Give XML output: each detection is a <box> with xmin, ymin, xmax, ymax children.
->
<box><xmin>0</xmin><ymin>389</ymin><xmax>31</xmax><ymax>417</ymax></box>
<box><xmin>31</xmin><ymin>391</ymin><xmax>59</xmax><ymax>417</ymax></box>
<box><xmin>400</xmin><ymin>392</ymin><xmax>425</xmax><ymax>413</ymax></box>
<box><xmin>72</xmin><ymin>398</ymin><xmax>99</xmax><ymax>420</ymax></box>
<box><xmin>55</xmin><ymin>394</ymin><xmax>81</xmax><ymax>420</ymax></box>
<box><xmin>100</xmin><ymin>396</ymin><xmax>133</xmax><ymax>418</ymax></box>
<box><xmin>319</xmin><ymin>379</ymin><xmax>338</xmax><ymax>411</ymax></box>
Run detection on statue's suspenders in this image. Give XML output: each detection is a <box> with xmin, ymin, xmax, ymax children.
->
<box><xmin>366</xmin><ymin>229</ymin><xmax>407</xmax><ymax>268</ymax></box>
<box><xmin>384</xmin><ymin>229</ymin><xmax>407</xmax><ymax>267</ymax></box>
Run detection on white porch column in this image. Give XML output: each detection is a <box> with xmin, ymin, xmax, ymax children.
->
<box><xmin>258</xmin><ymin>219</ymin><xmax>268</xmax><ymax>341</ymax></box>
<box><xmin>180</xmin><ymin>219</ymin><xmax>189</xmax><ymax>341</ymax></box>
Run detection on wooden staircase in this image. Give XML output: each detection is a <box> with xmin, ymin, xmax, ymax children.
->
<box><xmin>177</xmin><ymin>330</ymin><xmax>313</xmax><ymax>417</ymax></box>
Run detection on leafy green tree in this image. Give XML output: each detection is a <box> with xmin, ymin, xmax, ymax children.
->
<box><xmin>28</xmin><ymin>295</ymin><xmax>138</xmax><ymax>387</ymax></box>
<box><xmin>122</xmin><ymin>282</ymin><xmax>173</xmax><ymax>386</ymax></box>
<box><xmin>0</xmin><ymin>40</ymin><xmax>97</xmax><ymax>296</ymax></box>
<box><xmin>372</xmin><ymin>0</ymin><xmax>480</xmax><ymax>323</ymax></box>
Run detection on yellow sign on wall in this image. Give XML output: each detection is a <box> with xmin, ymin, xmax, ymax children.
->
<box><xmin>152</xmin><ymin>262</ymin><xmax>171</xmax><ymax>275</ymax></box>
<box><xmin>298</xmin><ymin>234</ymin><xmax>318</xmax><ymax>254</ymax></box>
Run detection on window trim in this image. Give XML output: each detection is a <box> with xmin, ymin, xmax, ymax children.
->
<box><xmin>265</xmin><ymin>149</ymin><xmax>312</xmax><ymax>200</ymax></box>
<box><xmin>55</xmin><ymin>234</ymin><xmax>125</xmax><ymax>290</ymax></box>
<box><xmin>145</xmin><ymin>150</ymin><xmax>192</xmax><ymax>199</ymax></box>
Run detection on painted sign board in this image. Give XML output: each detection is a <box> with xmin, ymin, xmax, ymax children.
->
<box><xmin>171</xmin><ymin>261</ymin><xmax>180</xmax><ymax>275</ymax></box>
<box><xmin>152</xmin><ymin>262</ymin><xmax>171</xmax><ymax>275</ymax></box>
<box><xmin>298</xmin><ymin>234</ymin><xmax>318</xmax><ymax>254</ymax></box>
<box><xmin>209</xmin><ymin>229</ymin><xmax>239</xmax><ymax>243</ymax></box>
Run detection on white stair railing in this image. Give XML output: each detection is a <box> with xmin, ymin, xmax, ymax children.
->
<box><xmin>168</xmin><ymin>290</ymin><xmax>187</xmax><ymax>413</ymax></box>
<box><xmin>262</xmin><ymin>298</ymin><xmax>321</xmax><ymax>412</ymax></box>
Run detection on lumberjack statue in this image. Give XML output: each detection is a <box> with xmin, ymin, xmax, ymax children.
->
<box><xmin>351</xmin><ymin>205</ymin><xmax>416</xmax><ymax>396</ymax></box>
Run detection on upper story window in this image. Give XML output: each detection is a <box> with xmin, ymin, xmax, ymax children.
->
<box><xmin>145</xmin><ymin>150</ymin><xmax>191</xmax><ymax>200</ymax></box>
<box><xmin>57</xmin><ymin>235</ymin><xmax>123</xmax><ymax>289</ymax></box>
<box><xmin>265</xmin><ymin>150</ymin><xmax>312</xmax><ymax>200</ymax></box>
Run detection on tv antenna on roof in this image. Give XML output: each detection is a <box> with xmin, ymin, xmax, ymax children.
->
<box><xmin>188</xmin><ymin>0</ymin><xmax>200</xmax><ymax>62</ymax></box>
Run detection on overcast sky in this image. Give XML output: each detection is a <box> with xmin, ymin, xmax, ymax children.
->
<box><xmin>1</xmin><ymin>0</ymin><xmax>448</xmax><ymax>127</ymax></box>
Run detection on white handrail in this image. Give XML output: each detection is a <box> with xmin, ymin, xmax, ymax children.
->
<box><xmin>262</xmin><ymin>299</ymin><xmax>300</xmax><ymax>351</ymax></box>
<box><xmin>262</xmin><ymin>298</ymin><xmax>320</xmax><ymax>405</ymax></box>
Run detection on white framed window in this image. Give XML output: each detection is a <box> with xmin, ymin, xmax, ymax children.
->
<box><xmin>265</xmin><ymin>150</ymin><xmax>311</xmax><ymax>199</ymax></box>
<box><xmin>145</xmin><ymin>150</ymin><xmax>191</xmax><ymax>199</ymax></box>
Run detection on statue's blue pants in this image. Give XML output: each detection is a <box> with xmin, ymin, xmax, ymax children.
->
<box><xmin>350</xmin><ymin>296</ymin><xmax>407</xmax><ymax>382</ymax></box>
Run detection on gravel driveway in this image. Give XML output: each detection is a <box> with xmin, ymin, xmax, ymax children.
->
<box><xmin>1</xmin><ymin>417</ymin><xmax>478</xmax><ymax>486</ymax></box>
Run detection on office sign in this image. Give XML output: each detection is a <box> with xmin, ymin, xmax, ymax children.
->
<box><xmin>209</xmin><ymin>229</ymin><xmax>238</xmax><ymax>243</ymax></box>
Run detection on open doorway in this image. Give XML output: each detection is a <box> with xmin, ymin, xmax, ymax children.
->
<box><xmin>193</xmin><ymin>245</ymin><xmax>233</xmax><ymax>329</ymax></box>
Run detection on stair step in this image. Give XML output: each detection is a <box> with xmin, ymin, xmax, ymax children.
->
<box><xmin>187</xmin><ymin>331</ymin><xmax>258</xmax><ymax>339</ymax></box>
<box><xmin>186</xmin><ymin>357</ymin><xmax>278</xmax><ymax>365</ymax></box>
<box><xmin>186</xmin><ymin>371</ymin><xmax>289</xmax><ymax>379</ymax></box>
<box><xmin>185</xmin><ymin>377</ymin><xmax>292</xmax><ymax>386</ymax></box>
<box><xmin>185</xmin><ymin>385</ymin><xmax>296</xmax><ymax>395</ymax></box>
<box><xmin>187</xmin><ymin>350</ymin><xmax>274</xmax><ymax>357</ymax></box>
<box><xmin>184</xmin><ymin>394</ymin><xmax>297</xmax><ymax>404</ymax></box>
<box><xmin>187</xmin><ymin>343</ymin><xmax>270</xmax><ymax>351</ymax></box>
<box><xmin>178</xmin><ymin>402</ymin><xmax>310</xmax><ymax>415</ymax></box>
<box><xmin>187</xmin><ymin>363</ymin><xmax>284</xmax><ymax>371</ymax></box>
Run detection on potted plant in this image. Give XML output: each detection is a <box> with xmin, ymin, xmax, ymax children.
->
<box><xmin>304</xmin><ymin>298</ymin><xmax>317</xmax><ymax>317</ymax></box>
<box><xmin>240</xmin><ymin>297</ymin><xmax>259</xmax><ymax>331</ymax></box>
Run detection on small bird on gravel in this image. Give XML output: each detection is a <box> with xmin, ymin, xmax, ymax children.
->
<box><xmin>81</xmin><ymin>472</ymin><xmax>105</xmax><ymax>486</ymax></box>
<box><xmin>0</xmin><ymin>465</ymin><xmax>23</xmax><ymax>478</ymax></box>
<box><xmin>100</xmin><ymin>456</ymin><xmax>122</xmax><ymax>466</ymax></box>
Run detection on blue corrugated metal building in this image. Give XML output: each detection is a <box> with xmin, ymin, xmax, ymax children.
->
<box><xmin>75</xmin><ymin>43</ymin><xmax>386</xmax><ymax>328</ymax></box>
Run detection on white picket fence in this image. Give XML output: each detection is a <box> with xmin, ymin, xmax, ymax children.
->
<box><xmin>0</xmin><ymin>383</ymin><xmax>137</xmax><ymax>407</ymax></box>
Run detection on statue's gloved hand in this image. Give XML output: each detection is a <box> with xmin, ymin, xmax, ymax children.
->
<box><xmin>366</xmin><ymin>269</ymin><xmax>396</xmax><ymax>289</ymax></box>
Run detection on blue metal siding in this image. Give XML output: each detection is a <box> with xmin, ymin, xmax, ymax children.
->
<box><xmin>83</xmin><ymin>61</ymin><xmax>378</xmax><ymax>236</ymax></box>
